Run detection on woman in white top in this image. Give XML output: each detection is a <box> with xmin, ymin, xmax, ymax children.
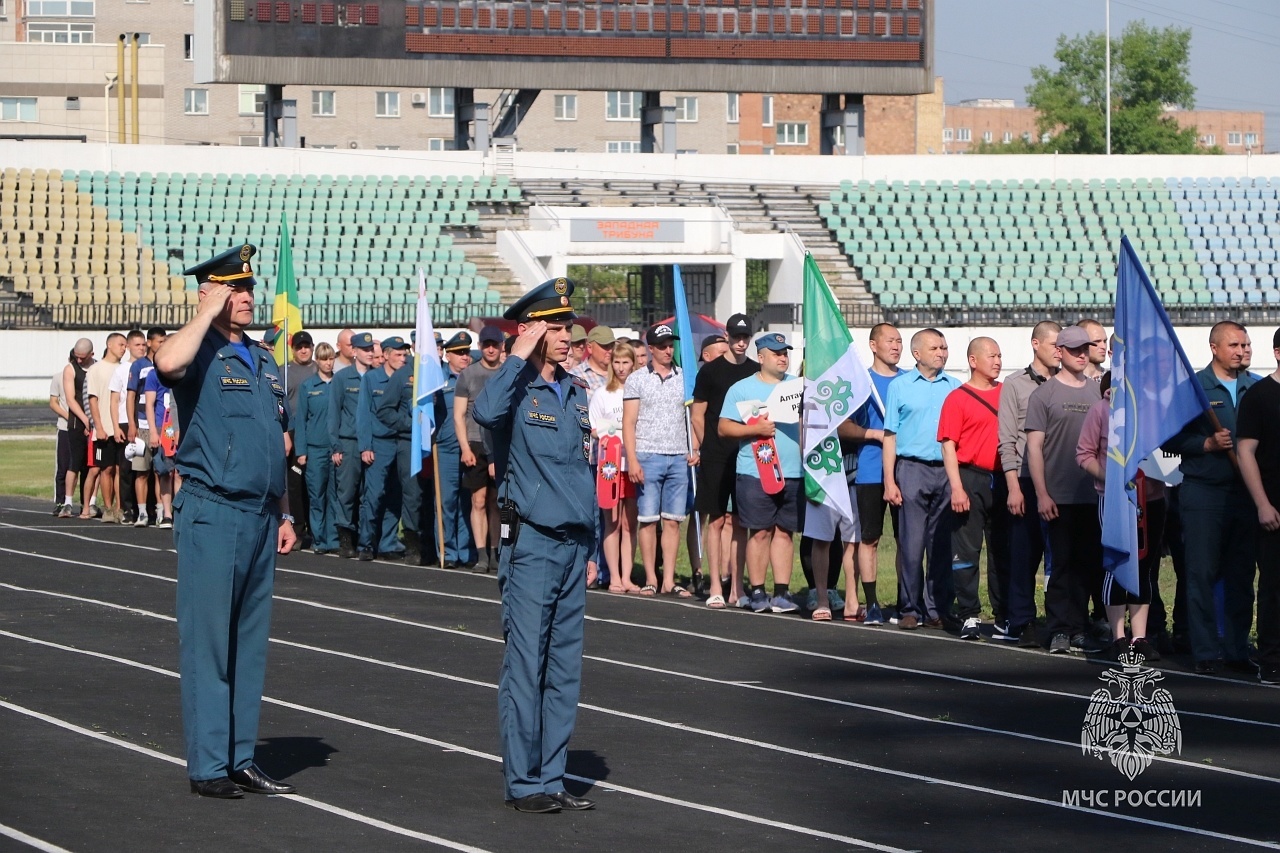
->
<box><xmin>589</xmin><ymin>342</ymin><xmax>641</xmax><ymax>593</ymax></box>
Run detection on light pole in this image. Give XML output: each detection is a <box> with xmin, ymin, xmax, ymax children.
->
<box><xmin>1105</xmin><ymin>0</ymin><xmax>1112</xmax><ymax>155</ymax></box>
<box><xmin>103</xmin><ymin>73</ymin><xmax>118</xmax><ymax>144</ymax></box>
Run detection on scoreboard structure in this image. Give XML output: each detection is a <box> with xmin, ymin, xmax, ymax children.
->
<box><xmin>196</xmin><ymin>0</ymin><xmax>933</xmax><ymax>95</ymax></box>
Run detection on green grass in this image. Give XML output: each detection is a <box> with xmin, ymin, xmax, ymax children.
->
<box><xmin>0</xmin><ymin>436</ymin><xmax>56</xmax><ymax>499</ymax></box>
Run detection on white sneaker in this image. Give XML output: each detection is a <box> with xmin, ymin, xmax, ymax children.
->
<box><xmin>960</xmin><ymin>617</ymin><xmax>981</xmax><ymax>640</ymax></box>
<box><xmin>134</xmin><ymin>511</ymin><xmax>149</xmax><ymax>528</ymax></box>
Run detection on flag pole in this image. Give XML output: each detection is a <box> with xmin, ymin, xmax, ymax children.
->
<box><xmin>433</xmin><ymin>439</ymin><xmax>445</xmax><ymax>567</ymax></box>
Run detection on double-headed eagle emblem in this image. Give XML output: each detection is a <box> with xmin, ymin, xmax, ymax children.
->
<box><xmin>1081</xmin><ymin>648</ymin><xmax>1182</xmax><ymax>781</ymax></box>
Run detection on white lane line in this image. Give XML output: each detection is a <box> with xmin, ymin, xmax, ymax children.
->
<box><xmin>6</xmin><ymin>581</ymin><xmax>1280</xmax><ymax>796</ymax></box>
<box><xmin>0</xmin><ymin>699</ymin><xmax>493</xmax><ymax>853</ymax></box>
<box><xmin>3</xmin><ymin>629</ymin><xmax>1277</xmax><ymax>851</ymax></box>
<box><xmin>0</xmin><ymin>823</ymin><xmax>75</xmax><ymax>853</ymax></box>
<box><xmin>5</xmin><ymin>550</ymin><xmax>1278</xmax><ymax>745</ymax></box>
<box><xmin>0</xmin><ymin>522</ymin><xmax>168</xmax><ymax>553</ymax></box>
<box><xmin>0</xmin><ymin>632</ymin><xmax>904</xmax><ymax>852</ymax></box>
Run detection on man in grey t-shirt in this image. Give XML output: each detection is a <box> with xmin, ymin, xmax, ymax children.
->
<box><xmin>1025</xmin><ymin>325</ymin><xmax>1103</xmax><ymax>655</ymax></box>
<box><xmin>454</xmin><ymin>325</ymin><xmax>505</xmax><ymax>571</ymax></box>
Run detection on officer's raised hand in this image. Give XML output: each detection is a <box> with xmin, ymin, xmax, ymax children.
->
<box><xmin>511</xmin><ymin>321</ymin><xmax>548</xmax><ymax>361</ymax></box>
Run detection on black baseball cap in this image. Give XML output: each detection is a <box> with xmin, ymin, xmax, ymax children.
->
<box><xmin>726</xmin><ymin>313</ymin><xmax>752</xmax><ymax>336</ymax></box>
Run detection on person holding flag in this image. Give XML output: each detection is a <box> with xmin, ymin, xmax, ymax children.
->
<box><xmin>408</xmin><ymin>272</ymin><xmax>448</xmax><ymax>565</ymax></box>
<box><xmin>800</xmin><ymin>256</ymin><xmax>872</xmax><ymax>621</ymax></box>
<box><xmin>1160</xmin><ymin>320</ymin><xmax>1258</xmax><ymax>675</ymax></box>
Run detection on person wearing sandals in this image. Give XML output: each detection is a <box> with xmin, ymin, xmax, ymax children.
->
<box><xmin>589</xmin><ymin>341</ymin><xmax>642</xmax><ymax>594</ymax></box>
<box><xmin>623</xmin><ymin>323</ymin><xmax>698</xmax><ymax>598</ymax></box>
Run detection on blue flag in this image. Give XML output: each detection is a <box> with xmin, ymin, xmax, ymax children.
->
<box><xmin>671</xmin><ymin>264</ymin><xmax>698</xmax><ymax>402</ymax></box>
<box><xmin>410</xmin><ymin>269</ymin><xmax>447</xmax><ymax>477</ymax></box>
<box><xmin>1102</xmin><ymin>236</ymin><xmax>1210</xmax><ymax>594</ymax></box>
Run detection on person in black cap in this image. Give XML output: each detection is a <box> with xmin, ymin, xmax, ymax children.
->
<box><xmin>690</xmin><ymin>312</ymin><xmax>758</xmax><ymax>608</ymax></box>
<box><xmin>284</xmin><ymin>330</ymin><xmax>319</xmax><ymax>552</ymax></box>
<box><xmin>472</xmin><ymin>277</ymin><xmax>597</xmax><ymax>814</ymax></box>
<box><xmin>433</xmin><ymin>331</ymin><xmax>477</xmax><ymax>568</ymax></box>
<box><xmin>356</xmin><ymin>336</ymin><xmax>412</xmax><ymax>561</ymax></box>
<box><xmin>700</xmin><ymin>334</ymin><xmax>728</xmax><ymax>365</ymax></box>
<box><xmin>154</xmin><ymin>244</ymin><xmax>297</xmax><ymax>798</ymax></box>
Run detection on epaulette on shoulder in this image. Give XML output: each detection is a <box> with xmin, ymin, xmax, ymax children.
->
<box><xmin>571</xmin><ymin>376</ymin><xmax>589</xmax><ymax>391</ymax></box>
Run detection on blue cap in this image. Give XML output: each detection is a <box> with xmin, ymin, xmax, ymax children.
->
<box><xmin>444</xmin><ymin>331</ymin><xmax>474</xmax><ymax>352</ymax></box>
<box><xmin>478</xmin><ymin>325</ymin><xmax>505</xmax><ymax>345</ymax></box>
<box><xmin>350</xmin><ymin>332</ymin><xmax>375</xmax><ymax>350</ymax></box>
<box><xmin>183</xmin><ymin>244</ymin><xmax>258</xmax><ymax>287</ymax></box>
<box><xmin>503</xmin><ymin>277</ymin><xmax>577</xmax><ymax>323</ymax></box>
<box><xmin>755</xmin><ymin>332</ymin><xmax>792</xmax><ymax>352</ymax></box>
<box><xmin>381</xmin><ymin>335</ymin><xmax>411</xmax><ymax>351</ymax></box>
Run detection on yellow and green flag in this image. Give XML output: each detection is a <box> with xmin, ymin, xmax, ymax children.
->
<box><xmin>270</xmin><ymin>212</ymin><xmax>302</xmax><ymax>366</ymax></box>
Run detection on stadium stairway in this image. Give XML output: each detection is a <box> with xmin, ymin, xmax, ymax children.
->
<box><xmin>520</xmin><ymin>178</ymin><xmax>867</xmax><ymax>306</ymax></box>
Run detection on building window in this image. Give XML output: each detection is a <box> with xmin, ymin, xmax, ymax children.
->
<box><xmin>428</xmin><ymin>87</ymin><xmax>453</xmax><ymax>117</ymax></box>
<box><xmin>727</xmin><ymin>142</ymin><xmax>739</xmax><ymax>154</ymax></box>
<box><xmin>957</xmin><ymin>128</ymin><xmax>971</xmax><ymax>142</ymax></box>
<box><xmin>776</xmin><ymin>122</ymin><xmax>807</xmax><ymax>146</ymax></box>
<box><xmin>761</xmin><ymin>95</ymin><xmax>773</xmax><ymax>127</ymax></box>
<box><xmin>1023</xmin><ymin>131</ymin><xmax>1033</xmax><ymax>143</ymax></box>
<box><xmin>237</xmin><ymin>135</ymin><xmax>262</xmax><ymax>147</ymax></box>
<box><xmin>605</xmin><ymin>91</ymin><xmax>642</xmax><ymax>121</ymax></box>
<box><xmin>376</xmin><ymin>145</ymin><xmax>400</xmax><ymax>150</ymax></box>
<box><xmin>183</xmin><ymin>88</ymin><xmax>208</xmax><ymax>115</ymax></box>
<box><xmin>1202</xmin><ymin>134</ymin><xmax>1215</xmax><ymax>146</ymax></box>
<box><xmin>676</xmin><ymin>148</ymin><xmax>698</xmax><ymax>154</ymax></box>
<box><xmin>0</xmin><ymin>97</ymin><xmax>37</xmax><ymax>122</ymax></box>
<box><xmin>553</xmin><ymin>147</ymin><xmax>578</xmax><ymax>153</ymax></box>
<box><xmin>942</xmin><ymin>128</ymin><xmax>953</xmax><ymax>142</ymax></box>
<box><xmin>427</xmin><ymin>137</ymin><xmax>457</xmax><ymax>151</ymax></box>
<box><xmin>375</xmin><ymin>91</ymin><xmax>400</xmax><ymax>118</ymax></box>
<box><xmin>675</xmin><ymin>96</ymin><xmax>698</xmax><ymax>122</ymax></box>
<box><xmin>309</xmin><ymin>143</ymin><xmax>336</xmax><ymax>149</ymax></box>
<box><xmin>183</xmin><ymin>33</ymin><xmax>193</xmax><ymax>60</ymax></box>
<box><xmin>1040</xmin><ymin>132</ymin><xmax>1051</xmax><ymax>143</ymax></box>
<box><xmin>26</xmin><ymin>21</ymin><xmax>93</xmax><ymax>42</ymax></box>
<box><xmin>26</xmin><ymin>0</ymin><xmax>94</xmax><ymax>15</ymax></box>
<box><xmin>1003</xmin><ymin>131</ymin><xmax>1012</xmax><ymax>143</ymax></box>
<box><xmin>133</xmin><ymin>33</ymin><xmax>151</xmax><ymax>44</ymax></box>
<box><xmin>554</xmin><ymin>94</ymin><xmax>576</xmax><ymax>121</ymax></box>
<box><xmin>726</xmin><ymin>93</ymin><xmax>739</xmax><ymax>124</ymax></box>
<box><xmin>238</xmin><ymin>84</ymin><xmax>265</xmax><ymax>115</ymax></box>
<box><xmin>1246</xmin><ymin>132</ymin><xmax>1258</xmax><ymax>148</ymax></box>
<box><xmin>1228</xmin><ymin>131</ymin><xmax>1242</xmax><ymax>146</ymax></box>
<box><xmin>606</xmin><ymin>140</ymin><xmax>642</xmax><ymax>153</ymax></box>
<box><xmin>982</xmin><ymin>130</ymin><xmax>992</xmax><ymax>143</ymax></box>
<box><xmin>0</xmin><ymin>0</ymin><xmax>6</xmax><ymax>15</ymax></box>
<box><xmin>311</xmin><ymin>90</ymin><xmax>335</xmax><ymax>117</ymax></box>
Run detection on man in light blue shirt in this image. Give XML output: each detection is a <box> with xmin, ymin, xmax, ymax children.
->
<box><xmin>720</xmin><ymin>333</ymin><xmax>803</xmax><ymax>614</ymax></box>
<box><xmin>883</xmin><ymin>328</ymin><xmax>962</xmax><ymax>630</ymax></box>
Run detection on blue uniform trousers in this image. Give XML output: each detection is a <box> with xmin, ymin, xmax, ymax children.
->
<box><xmin>360</xmin><ymin>437</ymin><xmax>403</xmax><ymax>555</ymax></box>
<box><xmin>497</xmin><ymin>520</ymin><xmax>591</xmax><ymax>800</ymax></box>
<box><xmin>895</xmin><ymin>458</ymin><xmax>954</xmax><ymax>621</ymax></box>
<box><xmin>1179</xmin><ymin>480</ymin><xmax>1256</xmax><ymax>663</ymax></box>
<box><xmin>304</xmin><ymin>445</ymin><xmax>338</xmax><ymax>551</ymax></box>
<box><xmin>173</xmin><ymin>486</ymin><xmax>276</xmax><ymax>781</ymax></box>
<box><xmin>334</xmin><ymin>437</ymin><xmax>362</xmax><ymax>532</ymax></box>
<box><xmin>437</xmin><ymin>441</ymin><xmax>475</xmax><ymax>565</ymax></box>
<box><xmin>397</xmin><ymin>436</ymin><xmax>422</xmax><ymax>535</ymax></box>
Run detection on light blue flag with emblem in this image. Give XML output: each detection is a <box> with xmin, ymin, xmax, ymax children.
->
<box><xmin>671</xmin><ymin>264</ymin><xmax>698</xmax><ymax>403</ymax></box>
<box><xmin>410</xmin><ymin>268</ymin><xmax>447</xmax><ymax>477</ymax></box>
<box><xmin>1103</xmin><ymin>236</ymin><xmax>1210</xmax><ymax>594</ymax></box>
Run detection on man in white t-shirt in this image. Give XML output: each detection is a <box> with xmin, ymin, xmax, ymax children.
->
<box><xmin>85</xmin><ymin>333</ymin><xmax>125</xmax><ymax>522</ymax></box>
<box><xmin>111</xmin><ymin>331</ymin><xmax>145</xmax><ymax>524</ymax></box>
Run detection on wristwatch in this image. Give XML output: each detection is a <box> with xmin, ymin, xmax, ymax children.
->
<box><xmin>280</xmin><ymin>513</ymin><xmax>296</xmax><ymax>524</ymax></box>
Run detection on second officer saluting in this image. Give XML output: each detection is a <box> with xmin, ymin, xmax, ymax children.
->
<box><xmin>473</xmin><ymin>277</ymin><xmax>597</xmax><ymax>814</ymax></box>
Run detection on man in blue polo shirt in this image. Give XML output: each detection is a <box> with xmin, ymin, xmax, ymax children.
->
<box><xmin>883</xmin><ymin>328</ymin><xmax>962</xmax><ymax>630</ymax></box>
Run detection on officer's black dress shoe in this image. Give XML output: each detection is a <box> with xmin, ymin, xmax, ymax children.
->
<box><xmin>229</xmin><ymin>764</ymin><xmax>296</xmax><ymax>795</ymax></box>
<box><xmin>547</xmin><ymin>791</ymin><xmax>595</xmax><ymax>810</ymax></box>
<box><xmin>505</xmin><ymin>793</ymin><xmax>562</xmax><ymax>813</ymax></box>
<box><xmin>382</xmin><ymin>551</ymin><xmax>405</xmax><ymax>562</ymax></box>
<box><xmin>358</xmin><ymin>550</ymin><xmax>374</xmax><ymax>561</ymax></box>
<box><xmin>190</xmin><ymin>777</ymin><xmax>244</xmax><ymax>799</ymax></box>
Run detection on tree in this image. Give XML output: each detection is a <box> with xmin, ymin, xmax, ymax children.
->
<box><xmin>976</xmin><ymin>22</ymin><xmax>1205</xmax><ymax>155</ymax></box>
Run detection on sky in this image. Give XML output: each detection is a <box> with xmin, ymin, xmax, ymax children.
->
<box><xmin>934</xmin><ymin>0</ymin><xmax>1280</xmax><ymax>149</ymax></box>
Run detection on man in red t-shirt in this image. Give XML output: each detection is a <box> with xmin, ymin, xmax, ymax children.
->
<box><xmin>938</xmin><ymin>337</ymin><xmax>1011</xmax><ymax>641</ymax></box>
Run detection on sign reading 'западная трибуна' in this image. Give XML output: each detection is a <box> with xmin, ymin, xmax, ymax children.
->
<box><xmin>570</xmin><ymin>219</ymin><xmax>685</xmax><ymax>243</ymax></box>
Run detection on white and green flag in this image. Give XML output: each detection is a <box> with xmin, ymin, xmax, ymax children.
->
<box><xmin>802</xmin><ymin>254</ymin><xmax>872</xmax><ymax>523</ymax></box>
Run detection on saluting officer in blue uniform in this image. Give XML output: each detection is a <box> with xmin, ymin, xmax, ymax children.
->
<box><xmin>438</xmin><ymin>331</ymin><xmax>476</xmax><ymax>568</ymax></box>
<box><xmin>356</xmin><ymin>335</ymin><xmax>410</xmax><ymax>560</ymax></box>
<box><xmin>329</xmin><ymin>332</ymin><xmax>376</xmax><ymax>558</ymax></box>
<box><xmin>473</xmin><ymin>277</ymin><xmax>598</xmax><ymax>814</ymax></box>
<box><xmin>294</xmin><ymin>347</ymin><xmax>339</xmax><ymax>554</ymax></box>
<box><xmin>154</xmin><ymin>245</ymin><xmax>298</xmax><ymax>799</ymax></box>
